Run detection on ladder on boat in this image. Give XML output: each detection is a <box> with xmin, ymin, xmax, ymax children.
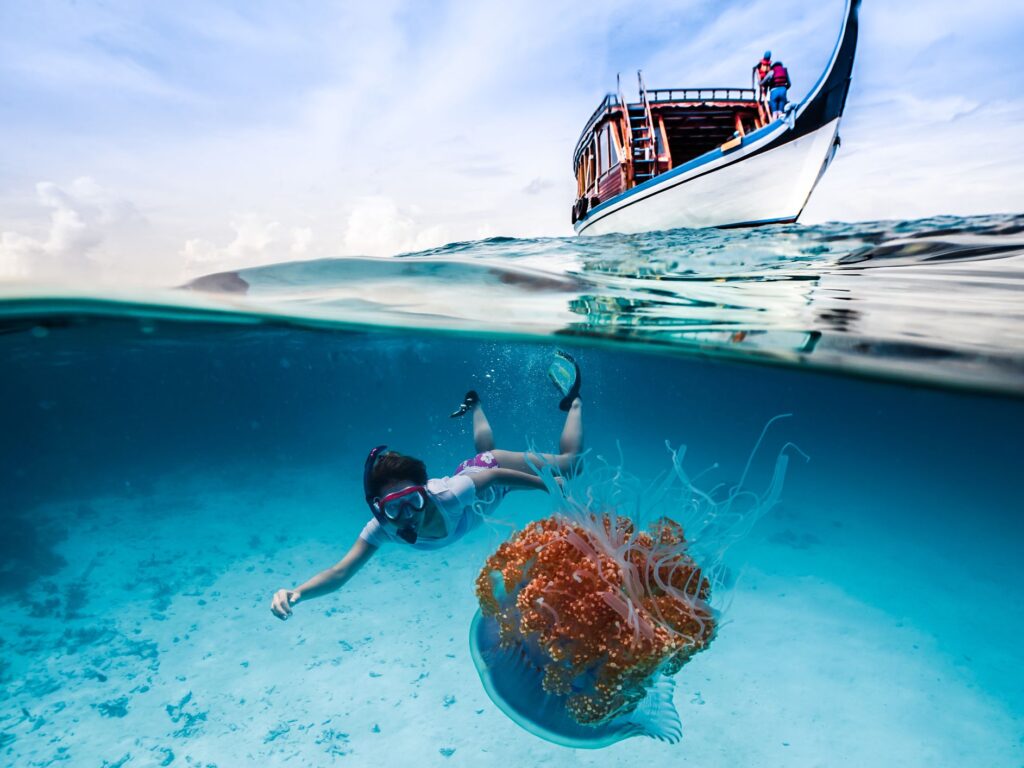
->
<box><xmin>628</xmin><ymin>71</ymin><xmax>659</xmax><ymax>184</ymax></box>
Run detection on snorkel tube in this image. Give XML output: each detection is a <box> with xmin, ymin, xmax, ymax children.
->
<box><xmin>363</xmin><ymin>444</ymin><xmax>419</xmax><ymax>545</ymax></box>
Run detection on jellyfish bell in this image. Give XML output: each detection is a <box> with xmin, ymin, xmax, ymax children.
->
<box><xmin>470</xmin><ymin>512</ymin><xmax>716</xmax><ymax>748</ymax></box>
<box><xmin>470</xmin><ymin>608</ymin><xmax>682</xmax><ymax>748</ymax></box>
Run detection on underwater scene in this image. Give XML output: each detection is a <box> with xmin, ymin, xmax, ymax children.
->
<box><xmin>2</xmin><ymin>216</ymin><xmax>1024</xmax><ymax>767</ymax></box>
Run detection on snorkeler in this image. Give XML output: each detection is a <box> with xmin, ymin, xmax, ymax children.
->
<box><xmin>269</xmin><ymin>351</ymin><xmax>584</xmax><ymax>621</ymax></box>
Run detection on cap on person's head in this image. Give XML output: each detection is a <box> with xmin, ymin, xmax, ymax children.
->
<box><xmin>764</xmin><ymin>50</ymin><xmax>772</xmax><ymax>59</ymax></box>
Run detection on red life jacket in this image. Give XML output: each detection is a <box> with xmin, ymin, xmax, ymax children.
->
<box><xmin>757</xmin><ymin>59</ymin><xmax>771</xmax><ymax>77</ymax></box>
<box><xmin>771</xmin><ymin>64</ymin><xmax>790</xmax><ymax>88</ymax></box>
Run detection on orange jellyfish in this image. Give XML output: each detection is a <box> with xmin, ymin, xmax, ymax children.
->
<box><xmin>470</xmin><ymin>420</ymin><xmax>801</xmax><ymax>748</ymax></box>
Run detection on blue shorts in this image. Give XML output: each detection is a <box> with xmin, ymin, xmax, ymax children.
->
<box><xmin>770</xmin><ymin>87</ymin><xmax>788</xmax><ymax>113</ymax></box>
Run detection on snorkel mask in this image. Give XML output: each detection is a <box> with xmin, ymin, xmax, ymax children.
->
<box><xmin>363</xmin><ymin>445</ymin><xmax>425</xmax><ymax>544</ymax></box>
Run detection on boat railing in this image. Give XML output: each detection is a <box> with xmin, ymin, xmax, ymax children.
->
<box><xmin>616</xmin><ymin>73</ymin><xmax>633</xmax><ymax>186</ymax></box>
<box><xmin>751</xmin><ymin>70</ymin><xmax>774</xmax><ymax>125</ymax></box>
<box><xmin>760</xmin><ymin>89</ymin><xmax>773</xmax><ymax>125</ymax></box>
<box><xmin>637</xmin><ymin>70</ymin><xmax>658</xmax><ymax>174</ymax></box>
<box><xmin>646</xmin><ymin>87</ymin><xmax>757</xmax><ymax>103</ymax></box>
<box><xmin>573</xmin><ymin>92</ymin><xmax>620</xmax><ymax>167</ymax></box>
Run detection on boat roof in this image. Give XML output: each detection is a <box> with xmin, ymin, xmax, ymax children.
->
<box><xmin>572</xmin><ymin>88</ymin><xmax>760</xmax><ymax>170</ymax></box>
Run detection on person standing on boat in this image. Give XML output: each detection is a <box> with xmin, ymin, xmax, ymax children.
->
<box><xmin>761</xmin><ymin>60</ymin><xmax>791</xmax><ymax>120</ymax></box>
<box><xmin>753</xmin><ymin>50</ymin><xmax>772</xmax><ymax>97</ymax></box>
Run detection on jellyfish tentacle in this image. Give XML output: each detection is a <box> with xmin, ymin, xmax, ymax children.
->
<box><xmin>534</xmin><ymin>596</ymin><xmax>562</xmax><ymax>627</ymax></box>
<box><xmin>737</xmin><ymin>412</ymin><xmax>793</xmax><ymax>488</ymax></box>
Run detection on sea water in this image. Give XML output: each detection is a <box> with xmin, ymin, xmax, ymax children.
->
<box><xmin>1</xmin><ymin>215</ymin><xmax>1022</xmax><ymax>766</ymax></box>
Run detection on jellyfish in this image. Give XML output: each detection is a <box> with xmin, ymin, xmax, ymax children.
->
<box><xmin>469</xmin><ymin>418</ymin><xmax>802</xmax><ymax>748</ymax></box>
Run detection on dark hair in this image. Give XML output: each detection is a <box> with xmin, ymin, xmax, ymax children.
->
<box><xmin>369</xmin><ymin>452</ymin><xmax>428</xmax><ymax>498</ymax></box>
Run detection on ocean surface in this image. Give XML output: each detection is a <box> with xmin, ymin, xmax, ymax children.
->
<box><xmin>2</xmin><ymin>215</ymin><xmax>1023</xmax><ymax>767</ymax></box>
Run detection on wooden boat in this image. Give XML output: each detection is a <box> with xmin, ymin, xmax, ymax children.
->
<box><xmin>572</xmin><ymin>0</ymin><xmax>860</xmax><ymax>235</ymax></box>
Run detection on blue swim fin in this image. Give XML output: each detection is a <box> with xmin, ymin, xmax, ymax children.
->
<box><xmin>547</xmin><ymin>351</ymin><xmax>581</xmax><ymax>411</ymax></box>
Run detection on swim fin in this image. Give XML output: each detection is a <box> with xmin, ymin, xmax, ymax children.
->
<box><xmin>547</xmin><ymin>351</ymin><xmax>581</xmax><ymax>411</ymax></box>
<box><xmin>449</xmin><ymin>390</ymin><xmax>480</xmax><ymax>418</ymax></box>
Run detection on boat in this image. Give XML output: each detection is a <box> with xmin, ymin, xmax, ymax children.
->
<box><xmin>572</xmin><ymin>0</ymin><xmax>860</xmax><ymax>235</ymax></box>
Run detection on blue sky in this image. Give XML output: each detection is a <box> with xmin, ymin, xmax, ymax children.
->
<box><xmin>1</xmin><ymin>0</ymin><xmax>1022</xmax><ymax>282</ymax></box>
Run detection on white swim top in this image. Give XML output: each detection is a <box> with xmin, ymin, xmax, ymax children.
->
<box><xmin>358</xmin><ymin>469</ymin><xmax>505</xmax><ymax>550</ymax></box>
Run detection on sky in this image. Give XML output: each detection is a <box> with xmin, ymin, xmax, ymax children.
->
<box><xmin>0</xmin><ymin>0</ymin><xmax>1022</xmax><ymax>283</ymax></box>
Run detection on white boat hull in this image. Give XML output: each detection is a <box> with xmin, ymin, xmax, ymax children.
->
<box><xmin>577</xmin><ymin>117</ymin><xmax>840</xmax><ymax>235</ymax></box>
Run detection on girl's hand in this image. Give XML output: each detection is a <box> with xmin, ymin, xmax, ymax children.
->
<box><xmin>270</xmin><ymin>588</ymin><xmax>301</xmax><ymax>620</ymax></box>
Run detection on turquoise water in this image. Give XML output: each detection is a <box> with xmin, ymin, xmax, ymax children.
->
<box><xmin>2</xmin><ymin>216</ymin><xmax>1023</xmax><ymax>766</ymax></box>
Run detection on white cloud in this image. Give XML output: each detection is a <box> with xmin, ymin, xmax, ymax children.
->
<box><xmin>342</xmin><ymin>197</ymin><xmax>449</xmax><ymax>257</ymax></box>
<box><xmin>524</xmin><ymin>178</ymin><xmax>555</xmax><ymax>195</ymax></box>
<box><xmin>0</xmin><ymin>177</ymin><xmax>148</xmax><ymax>281</ymax></box>
<box><xmin>181</xmin><ymin>214</ymin><xmax>317</xmax><ymax>273</ymax></box>
<box><xmin>291</xmin><ymin>226</ymin><xmax>313</xmax><ymax>257</ymax></box>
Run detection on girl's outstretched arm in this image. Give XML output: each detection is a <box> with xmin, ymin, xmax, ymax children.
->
<box><xmin>270</xmin><ymin>536</ymin><xmax>378</xmax><ymax>620</ymax></box>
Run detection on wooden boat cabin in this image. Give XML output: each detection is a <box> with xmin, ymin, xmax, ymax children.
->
<box><xmin>572</xmin><ymin>74</ymin><xmax>773</xmax><ymax>224</ymax></box>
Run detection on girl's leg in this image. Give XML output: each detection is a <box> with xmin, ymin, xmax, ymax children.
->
<box><xmin>472</xmin><ymin>401</ymin><xmax>495</xmax><ymax>453</ymax></box>
<box><xmin>558</xmin><ymin>397</ymin><xmax>583</xmax><ymax>456</ymax></box>
<box><xmin>492</xmin><ymin>398</ymin><xmax>583</xmax><ymax>476</ymax></box>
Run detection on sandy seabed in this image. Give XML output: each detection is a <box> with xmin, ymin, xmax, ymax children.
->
<box><xmin>2</xmin><ymin>466</ymin><xmax>1020</xmax><ymax>767</ymax></box>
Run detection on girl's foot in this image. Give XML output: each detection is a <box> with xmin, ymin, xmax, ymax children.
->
<box><xmin>449</xmin><ymin>390</ymin><xmax>480</xmax><ymax>418</ymax></box>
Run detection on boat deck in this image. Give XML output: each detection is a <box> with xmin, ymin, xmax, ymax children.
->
<box><xmin>646</xmin><ymin>89</ymin><xmax>764</xmax><ymax>167</ymax></box>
